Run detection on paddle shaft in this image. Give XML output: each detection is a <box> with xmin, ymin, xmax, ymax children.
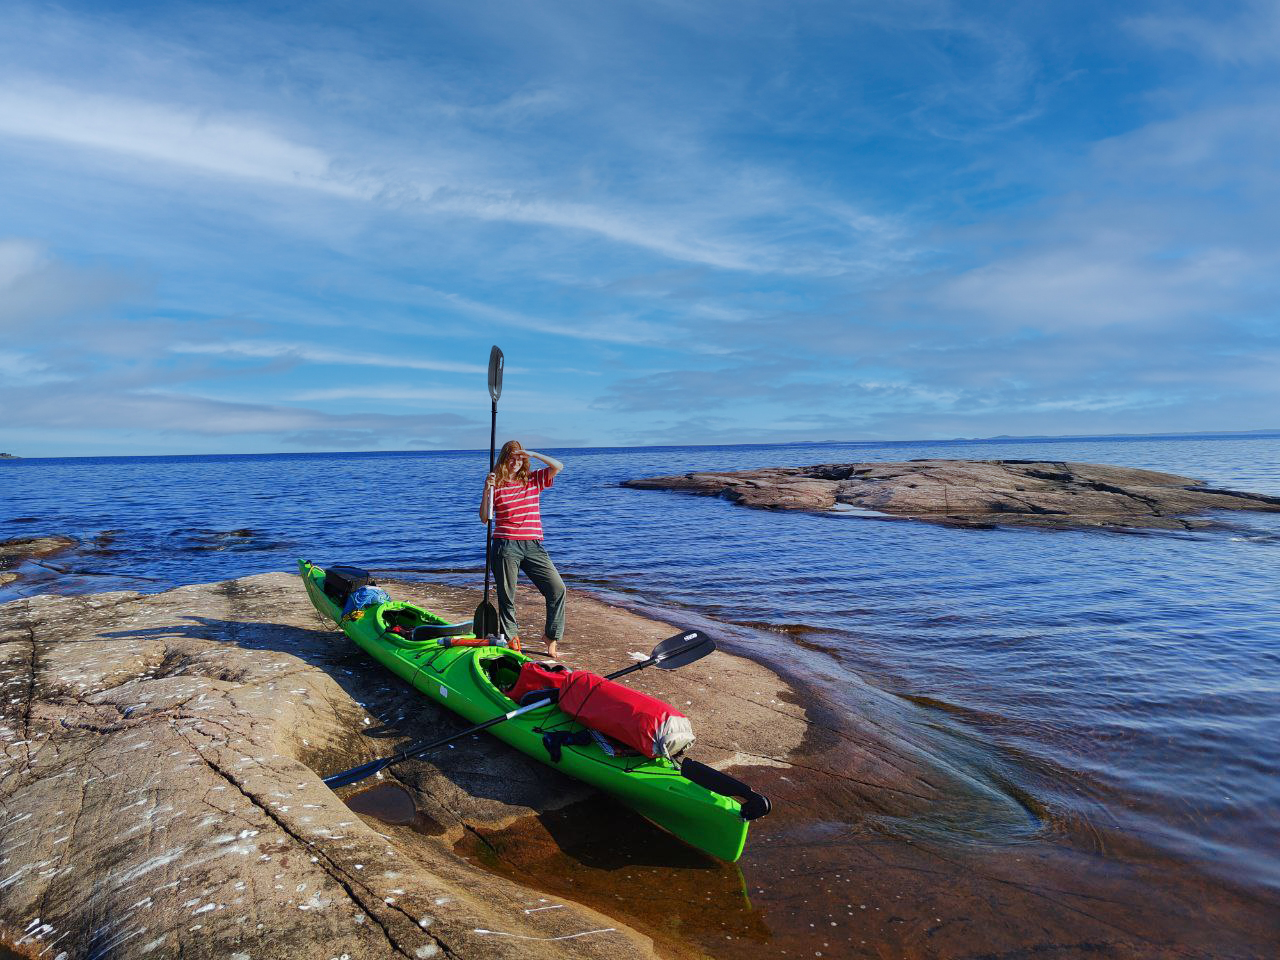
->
<box><xmin>482</xmin><ymin>397</ymin><xmax>497</xmax><ymax>605</ymax></box>
<box><xmin>606</xmin><ymin>660</ymin><xmax>651</xmax><ymax>681</ymax></box>
<box><xmin>323</xmin><ymin>695</ymin><xmax>555</xmax><ymax>788</ymax></box>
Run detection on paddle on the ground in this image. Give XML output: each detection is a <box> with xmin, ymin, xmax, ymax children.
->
<box><xmin>322</xmin><ymin>628</ymin><xmax>715</xmax><ymax>790</ymax></box>
<box><xmin>474</xmin><ymin>344</ymin><xmax>503</xmax><ymax>639</ymax></box>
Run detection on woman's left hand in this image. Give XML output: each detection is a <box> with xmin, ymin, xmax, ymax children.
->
<box><xmin>525</xmin><ymin>450</ymin><xmax>564</xmax><ymax>475</ymax></box>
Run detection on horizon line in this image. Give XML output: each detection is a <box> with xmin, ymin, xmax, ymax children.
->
<box><xmin>3</xmin><ymin>428</ymin><xmax>1279</xmax><ymax>461</ymax></box>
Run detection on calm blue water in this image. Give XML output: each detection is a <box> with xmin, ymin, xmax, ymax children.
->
<box><xmin>3</xmin><ymin>435</ymin><xmax>1279</xmax><ymax>897</ymax></box>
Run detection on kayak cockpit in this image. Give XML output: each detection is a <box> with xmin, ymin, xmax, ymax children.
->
<box><xmin>478</xmin><ymin>651</ymin><xmax>526</xmax><ymax>701</ymax></box>
<box><xmin>374</xmin><ymin>601</ymin><xmax>475</xmax><ymax>648</ymax></box>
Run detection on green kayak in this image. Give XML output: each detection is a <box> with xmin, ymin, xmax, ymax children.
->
<box><xmin>299</xmin><ymin>559</ymin><xmax>765</xmax><ymax>862</ymax></box>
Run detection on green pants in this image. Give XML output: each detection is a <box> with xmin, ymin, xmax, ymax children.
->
<box><xmin>493</xmin><ymin>538</ymin><xmax>565</xmax><ymax>642</ymax></box>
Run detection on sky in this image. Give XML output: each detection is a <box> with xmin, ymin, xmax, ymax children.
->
<box><xmin>1</xmin><ymin>0</ymin><xmax>1277</xmax><ymax>457</ymax></box>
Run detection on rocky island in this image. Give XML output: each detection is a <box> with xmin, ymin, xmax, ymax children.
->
<box><xmin>624</xmin><ymin>459</ymin><xmax>1280</xmax><ymax>531</ymax></box>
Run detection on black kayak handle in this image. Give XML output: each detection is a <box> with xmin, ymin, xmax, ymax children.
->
<box><xmin>680</xmin><ymin>758</ymin><xmax>772</xmax><ymax>821</ymax></box>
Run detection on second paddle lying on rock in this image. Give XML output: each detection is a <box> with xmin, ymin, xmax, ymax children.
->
<box><xmin>299</xmin><ymin>559</ymin><xmax>771</xmax><ymax>862</ymax></box>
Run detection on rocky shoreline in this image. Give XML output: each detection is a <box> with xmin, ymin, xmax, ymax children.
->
<box><xmin>0</xmin><ymin>573</ymin><xmax>806</xmax><ymax>959</ymax></box>
<box><xmin>624</xmin><ymin>459</ymin><xmax>1280</xmax><ymax>531</ymax></box>
<box><xmin>4</xmin><ymin>569</ymin><xmax>1278</xmax><ymax>958</ymax></box>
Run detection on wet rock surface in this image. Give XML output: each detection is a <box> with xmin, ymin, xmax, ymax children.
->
<box><xmin>0</xmin><ymin>536</ymin><xmax>77</xmax><ymax>589</ymax></box>
<box><xmin>625</xmin><ymin>459</ymin><xmax>1280</xmax><ymax>531</ymax></box>
<box><xmin>0</xmin><ymin>573</ymin><xmax>804</xmax><ymax>959</ymax></box>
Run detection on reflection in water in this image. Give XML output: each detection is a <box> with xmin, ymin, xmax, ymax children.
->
<box><xmin>454</xmin><ymin>796</ymin><xmax>770</xmax><ymax>958</ymax></box>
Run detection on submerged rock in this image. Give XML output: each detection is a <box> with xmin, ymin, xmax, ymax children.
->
<box><xmin>0</xmin><ymin>535</ymin><xmax>77</xmax><ymax>588</ymax></box>
<box><xmin>624</xmin><ymin>459</ymin><xmax>1280</xmax><ymax>531</ymax></box>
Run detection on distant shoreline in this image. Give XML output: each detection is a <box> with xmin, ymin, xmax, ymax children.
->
<box><xmin>4</xmin><ymin>428</ymin><xmax>1280</xmax><ymax>461</ymax></box>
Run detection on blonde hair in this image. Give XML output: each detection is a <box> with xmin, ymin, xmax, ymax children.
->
<box><xmin>494</xmin><ymin>440</ymin><xmax>530</xmax><ymax>484</ymax></box>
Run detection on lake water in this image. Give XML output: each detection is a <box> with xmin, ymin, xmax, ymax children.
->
<box><xmin>3</xmin><ymin>434</ymin><xmax>1279</xmax><ymax>953</ymax></box>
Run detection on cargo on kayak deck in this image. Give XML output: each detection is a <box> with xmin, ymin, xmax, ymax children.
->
<box><xmin>507</xmin><ymin>660</ymin><xmax>694</xmax><ymax>760</ymax></box>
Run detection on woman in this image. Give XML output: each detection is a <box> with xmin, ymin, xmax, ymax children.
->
<box><xmin>479</xmin><ymin>440</ymin><xmax>566</xmax><ymax>657</ymax></box>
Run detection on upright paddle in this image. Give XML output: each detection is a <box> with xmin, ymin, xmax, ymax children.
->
<box><xmin>322</xmin><ymin>629</ymin><xmax>715</xmax><ymax>790</ymax></box>
<box><xmin>474</xmin><ymin>345</ymin><xmax>504</xmax><ymax>639</ymax></box>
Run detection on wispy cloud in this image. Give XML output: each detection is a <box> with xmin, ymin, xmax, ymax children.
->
<box><xmin>1126</xmin><ymin>1</ymin><xmax>1280</xmax><ymax>66</ymax></box>
<box><xmin>412</xmin><ymin>285</ymin><xmax>670</xmax><ymax>345</ymax></box>
<box><xmin>288</xmin><ymin>385</ymin><xmax>481</xmax><ymax>404</ymax></box>
<box><xmin>0</xmin><ymin>237</ymin><xmax>143</xmax><ymax>331</ymax></box>
<box><xmin>1</xmin><ymin>383</ymin><xmax>481</xmax><ymax>446</ymax></box>
<box><xmin>169</xmin><ymin>341</ymin><xmax>486</xmax><ymax>375</ymax></box>
<box><xmin>0</xmin><ymin>82</ymin><xmax>368</xmax><ymax>196</ymax></box>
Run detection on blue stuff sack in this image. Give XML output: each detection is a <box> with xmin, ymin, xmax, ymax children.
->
<box><xmin>342</xmin><ymin>585</ymin><xmax>392</xmax><ymax>620</ymax></box>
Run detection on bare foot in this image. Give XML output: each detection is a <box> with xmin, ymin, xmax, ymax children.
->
<box><xmin>546</xmin><ymin>638</ymin><xmax>560</xmax><ymax>659</ymax></box>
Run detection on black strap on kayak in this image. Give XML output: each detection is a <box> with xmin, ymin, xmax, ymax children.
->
<box><xmin>542</xmin><ymin>729</ymin><xmax>592</xmax><ymax>763</ymax></box>
<box><xmin>680</xmin><ymin>758</ymin><xmax>772</xmax><ymax>821</ymax></box>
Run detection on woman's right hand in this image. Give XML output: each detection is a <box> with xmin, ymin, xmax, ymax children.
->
<box><xmin>485</xmin><ymin>472</ymin><xmax>496</xmax><ymax>487</ymax></box>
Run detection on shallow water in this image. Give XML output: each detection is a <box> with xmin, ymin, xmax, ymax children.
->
<box><xmin>4</xmin><ymin>434</ymin><xmax>1280</xmax><ymax>952</ymax></box>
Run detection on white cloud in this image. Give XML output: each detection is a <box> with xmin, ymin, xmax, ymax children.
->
<box><xmin>1</xmin><ymin>384</ymin><xmax>481</xmax><ymax>446</ymax></box>
<box><xmin>1127</xmin><ymin>2</ymin><xmax>1280</xmax><ymax>66</ymax></box>
<box><xmin>934</xmin><ymin>245</ymin><xmax>1255</xmax><ymax>330</ymax></box>
<box><xmin>288</xmin><ymin>385</ymin><xmax>480</xmax><ymax>404</ymax></box>
<box><xmin>0</xmin><ymin>349</ymin><xmax>64</xmax><ymax>385</ymax></box>
<box><xmin>433</xmin><ymin>191</ymin><xmax>760</xmax><ymax>272</ymax></box>
<box><xmin>412</xmin><ymin>285</ymin><xmax>669</xmax><ymax>345</ymax></box>
<box><xmin>0</xmin><ymin>236</ymin><xmax>142</xmax><ymax>331</ymax></box>
<box><xmin>0</xmin><ymin>81</ymin><xmax>369</xmax><ymax>196</ymax></box>
<box><xmin>0</xmin><ymin>75</ymin><xmax>898</xmax><ymax>275</ymax></box>
<box><xmin>169</xmin><ymin>340</ymin><xmax>485</xmax><ymax>374</ymax></box>
<box><xmin>0</xmin><ymin>238</ymin><xmax>44</xmax><ymax>288</ymax></box>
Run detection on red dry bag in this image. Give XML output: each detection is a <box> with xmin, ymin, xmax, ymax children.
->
<box><xmin>507</xmin><ymin>661</ymin><xmax>695</xmax><ymax>759</ymax></box>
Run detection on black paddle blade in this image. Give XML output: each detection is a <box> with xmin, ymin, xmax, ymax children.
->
<box><xmin>488</xmin><ymin>345</ymin><xmax>504</xmax><ymax>401</ymax></box>
<box><xmin>473</xmin><ymin>600</ymin><xmax>499</xmax><ymax>639</ymax></box>
<box><xmin>652</xmin><ymin>630</ymin><xmax>716</xmax><ymax>669</ymax></box>
<box><xmin>323</xmin><ymin>757</ymin><xmax>393</xmax><ymax>790</ymax></box>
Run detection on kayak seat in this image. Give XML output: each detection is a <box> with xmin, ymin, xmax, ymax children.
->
<box><xmin>411</xmin><ymin>621</ymin><xmax>474</xmax><ymax>641</ymax></box>
<box><xmin>480</xmin><ymin>652</ymin><xmax>525</xmax><ymax>696</ymax></box>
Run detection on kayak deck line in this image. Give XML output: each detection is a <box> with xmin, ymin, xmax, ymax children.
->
<box><xmin>298</xmin><ymin>559</ymin><xmax>764</xmax><ymax>862</ymax></box>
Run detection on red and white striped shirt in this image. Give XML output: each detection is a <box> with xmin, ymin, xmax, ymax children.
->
<box><xmin>492</xmin><ymin>468</ymin><xmax>554</xmax><ymax>540</ymax></box>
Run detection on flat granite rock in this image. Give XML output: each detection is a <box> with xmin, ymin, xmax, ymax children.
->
<box><xmin>0</xmin><ymin>573</ymin><xmax>810</xmax><ymax>960</ymax></box>
<box><xmin>624</xmin><ymin>459</ymin><xmax>1280</xmax><ymax>531</ymax></box>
